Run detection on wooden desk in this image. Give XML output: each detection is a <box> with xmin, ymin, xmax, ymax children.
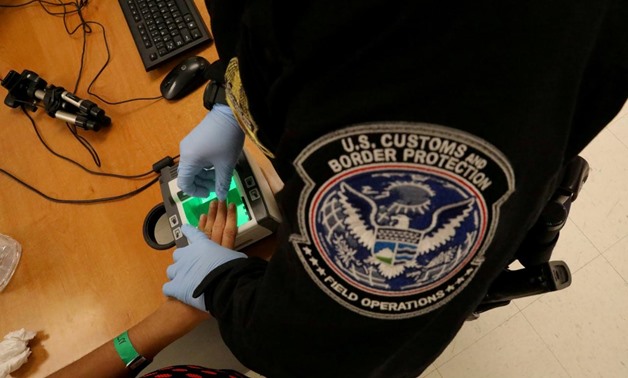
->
<box><xmin>0</xmin><ymin>2</ymin><xmax>279</xmax><ymax>376</ymax></box>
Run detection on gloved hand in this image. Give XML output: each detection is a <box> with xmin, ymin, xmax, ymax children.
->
<box><xmin>178</xmin><ymin>103</ymin><xmax>245</xmax><ymax>200</ymax></box>
<box><xmin>163</xmin><ymin>224</ymin><xmax>247</xmax><ymax>311</ymax></box>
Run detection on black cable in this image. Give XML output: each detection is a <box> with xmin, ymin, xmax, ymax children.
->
<box><xmin>22</xmin><ymin>107</ymin><xmax>156</xmax><ymax>179</ymax></box>
<box><xmin>66</xmin><ymin>121</ymin><xmax>102</xmax><ymax>167</ymax></box>
<box><xmin>9</xmin><ymin>5</ymin><xmax>138</xmax><ymax>164</ymax></box>
<box><xmin>0</xmin><ymin>0</ymin><xmax>79</xmax><ymax>9</ymax></box>
<box><xmin>83</xmin><ymin>20</ymin><xmax>164</xmax><ymax>105</ymax></box>
<box><xmin>65</xmin><ymin>2</ymin><xmax>90</xmax><ymax>93</ymax></box>
<box><xmin>0</xmin><ymin>108</ymin><xmax>181</xmax><ymax>204</ymax></box>
<box><xmin>0</xmin><ymin>167</ymin><xmax>160</xmax><ymax>204</ymax></box>
<box><xmin>0</xmin><ymin>107</ymin><xmax>181</xmax><ymax>204</ymax></box>
<box><xmin>55</xmin><ymin>1</ymin><xmax>163</xmax><ymax>103</ymax></box>
<box><xmin>0</xmin><ymin>107</ymin><xmax>177</xmax><ymax>205</ymax></box>
<box><xmin>1</xmin><ymin>1</ymin><xmax>178</xmax><ymax>204</ymax></box>
<box><xmin>36</xmin><ymin>1</ymin><xmax>83</xmax><ymax>18</ymax></box>
<box><xmin>1</xmin><ymin>0</ymin><xmax>163</xmax><ymax>103</ymax></box>
<box><xmin>0</xmin><ymin>0</ymin><xmax>41</xmax><ymax>7</ymax></box>
<box><xmin>2</xmin><ymin>1</ymin><xmax>161</xmax><ymax>176</ymax></box>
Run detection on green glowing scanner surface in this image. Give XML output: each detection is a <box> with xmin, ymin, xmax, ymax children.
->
<box><xmin>177</xmin><ymin>176</ymin><xmax>250</xmax><ymax>227</ymax></box>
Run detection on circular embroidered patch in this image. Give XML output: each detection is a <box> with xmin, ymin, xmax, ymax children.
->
<box><xmin>291</xmin><ymin>123</ymin><xmax>514</xmax><ymax>319</ymax></box>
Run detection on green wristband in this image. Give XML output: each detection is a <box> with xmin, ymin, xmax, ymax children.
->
<box><xmin>113</xmin><ymin>330</ymin><xmax>151</xmax><ymax>372</ymax></box>
<box><xmin>113</xmin><ymin>330</ymin><xmax>139</xmax><ymax>365</ymax></box>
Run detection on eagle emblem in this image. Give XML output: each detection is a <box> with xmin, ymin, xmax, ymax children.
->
<box><xmin>338</xmin><ymin>181</ymin><xmax>475</xmax><ymax>280</ymax></box>
<box><xmin>314</xmin><ymin>171</ymin><xmax>483</xmax><ymax>294</ymax></box>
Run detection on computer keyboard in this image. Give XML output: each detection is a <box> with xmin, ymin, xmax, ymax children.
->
<box><xmin>118</xmin><ymin>0</ymin><xmax>213</xmax><ymax>71</ymax></box>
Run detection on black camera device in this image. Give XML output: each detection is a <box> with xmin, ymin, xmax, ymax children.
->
<box><xmin>1</xmin><ymin>69</ymin><xmax>110</xmax><ymax>131</ymax></box>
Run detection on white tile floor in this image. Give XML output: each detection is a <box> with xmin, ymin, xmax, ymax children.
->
<box><xmin>424</xmin><ymin>102</ymin><xmax>628</xmax><ymax>378</ymax></box>
<box><xmin>148</xmin><ymin>101</ymin><xmax>628</xmax><ymax>378</ymax></box>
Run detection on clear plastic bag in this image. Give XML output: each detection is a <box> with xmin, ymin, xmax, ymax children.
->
<box><xmin>0</xmin><ymin>234</ymin><xmax>21</xmax><ymax>292</ymax></box>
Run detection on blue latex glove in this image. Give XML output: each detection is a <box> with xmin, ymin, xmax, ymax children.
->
<box><xmin>178</xmin><ymin>104</ymin><xmax>245</xmax><ymax>200</ymax></box>
<box><xmin>163</xmin><ymin>224</ymin><xmax>247</xmax><ymax>311</ymax></box>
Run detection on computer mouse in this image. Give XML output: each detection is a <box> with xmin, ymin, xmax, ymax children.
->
<box><xmin>160</xmin><ymin>56</ymin><xmax>211</xmax><ymax>100</ymax></box>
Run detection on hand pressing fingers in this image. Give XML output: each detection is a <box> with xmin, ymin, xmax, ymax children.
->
<box><xmin>222</xmin><ymin>202</ymin><xmax>237</xmax><ymax>249</ymax></box>
<box><xmin>198</xmin><ymin>199</ymin><xmax>217</xmax><ymax>235</ymax></box>
<box><xmin>199</xmin><ymin>200</ymin><xmax>218</xmax><ymax>240</ymax></box>
<box><xmin>200</xmin><ymin>200</ymin><xmax>237</xmax><ymax>249</ymax></box>
<box><xmin>211</xmin><ymin>200</ymin><xmax>228</xmax><ymax>246</ymax></box>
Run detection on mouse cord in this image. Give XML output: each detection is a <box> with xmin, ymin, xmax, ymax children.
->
<box><xmin>47</xmin><ymin>1</ymin><xmax>164</xmax><ymax>104</ymax></box>
<box><xmin>82</xmin><ymin>20</ymin><xmax>164</xmax><ymax>105</ymax></box>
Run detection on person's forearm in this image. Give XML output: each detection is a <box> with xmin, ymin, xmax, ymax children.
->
<box><xmin>50</xmin><ymin>299</ymin><xmax>209</xmax><ymax>378</ymax></box>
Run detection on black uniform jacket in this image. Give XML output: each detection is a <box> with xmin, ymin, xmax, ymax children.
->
<box><xmin>198</xmin><ymin>1</ymin><xmax>628</xmax><ymax>377</ymax></box>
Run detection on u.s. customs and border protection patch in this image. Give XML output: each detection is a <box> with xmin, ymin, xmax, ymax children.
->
<box><xmin>290</xmin><ymin>123</ymin><xmax>515</xmax><ymax>319</ymax></box>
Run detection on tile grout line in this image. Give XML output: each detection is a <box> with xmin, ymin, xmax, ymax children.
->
<box><xmin>599</xmin><ymin>234</ymin><xmax>628</xmax><ymax>285</ymax></box>
<box><xmin>433</xmin><ymin>308</ymin><xmax>522</xmax><ymax>369</ymax></box>
<box><xmin>565</xmin><ymin>218</ymin><xmax>605</xmax><ymax>273</ymax></box>
<box><xmin>519</xmin><ymin>308</ymin><xmax>574</xmax><ymax>378</ymax></box>
<box><xmin>609</xmin><ymin>127</ymin><xmax>628</xmax><ymax>151</ymax></box>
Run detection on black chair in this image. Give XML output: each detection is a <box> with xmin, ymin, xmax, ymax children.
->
<box><xmin>472</xmin><ymin>156</ymin><xmax>590</xmax><ymax>318</ymax></box>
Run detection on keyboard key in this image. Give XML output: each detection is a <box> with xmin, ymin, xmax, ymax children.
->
<box><xmin>181</xmin><ymin>29</ymin><xmax>192</xmax><ymax>42</ymax></box>
<box><xmin>119</xmin><ymin>0</ymin><xmax>213</xmax><ymax>71</ymax></box>
<box><xmin>176</xmin><ymin>0</ymin><xmax>190</xmax><ymax>13</ymax></box>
